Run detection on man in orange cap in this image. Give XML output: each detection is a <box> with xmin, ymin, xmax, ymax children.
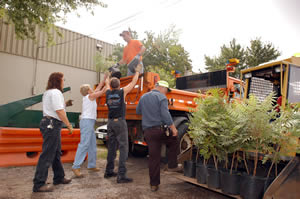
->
<box><xmin>118</xmin><ymin>30</ymin><xmax>146</xmax><ymax>76</ymax></box>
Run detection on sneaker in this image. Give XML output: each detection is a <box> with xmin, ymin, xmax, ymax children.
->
<box><xmin>104</xmin><ymin>172</ymin><xmax>118</xmax><ymax>179</ymax></box>
<box><xmin>72</xmin><ymin>168</ymin><xmax>83</xmax><ymax>178</ymax></box>
<box><xmin>53</xmin><ymin>178</ymin><xmax>72</xmax><ymax>185</ymax></box>
<box><xmin>117</xmin><ymin>175</ymin><xmax>133</xmax><ymax>183</ymax></box>
<box><xmin>33</xmin><ymin>184</ymin><xmax>54</xmax><ymax>192</ymax></box>
<box><xmin>88</xmin><ymin>168</ymin><xmax>100</xmax><ymax>172</ymax></box>
<box><xmin>151</xmin><ymin>185</ymin><xmax>159</xmax><ymax>192</ymax></box>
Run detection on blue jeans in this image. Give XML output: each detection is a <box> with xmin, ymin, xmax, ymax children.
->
<box><xmin>72</xmin><ymin>119</ymin><xmax>97</xmax><ymax>169</ymax></box>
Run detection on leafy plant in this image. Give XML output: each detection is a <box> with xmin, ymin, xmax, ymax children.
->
<box><xmin>0</xmin><ymin>0</ymin><xmax>106</xmax><ymax>44</ymax></box>
<box><xmin>229</xmin><ymin>93</ymin><xmax>278</xmax><ymax>176</ymax></box>
<box><xmin>188</xmin><ymin>88</ymin><xmax>241</xmax><ymax>170</ymax></box>
<box><xmin>94</xmin><ymin>52</ymin><xmax>115</xmax><ymax>80</ymax></box>
<box><xmin>263</xmin><ymin>104</ymin><xmax>300</xmax><ymax>178</ymax></box>
<box><xmin>146</xmin><ymin>66</ymin><xmax>176</xmax><ymax>88</ymax></box>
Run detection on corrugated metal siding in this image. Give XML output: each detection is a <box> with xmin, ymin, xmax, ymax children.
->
<box><xmin>0</xmin><ymin>20</ymin><xmax>114</xmax><ymax>71</ymax></box>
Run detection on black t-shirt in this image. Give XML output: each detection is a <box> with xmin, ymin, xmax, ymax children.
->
<box><xmin>106</xmin><ymin>89</ymin><xmax>126</xmax><ymax>119</ymax></box>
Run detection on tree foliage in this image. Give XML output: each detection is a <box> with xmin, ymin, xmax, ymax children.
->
<box><xmin>95</xmin><ymin>52</ymin><xmax>114</xmax><ymax>72</ymax></box>
<box><xmin>189</xmin><ymin>90</ymin><xmax>300</xmax><ymax>176</ymax></box>
<box><xmin>143</xmin><ymin>26</ymin><xmax>192</xmax><ymax>74</ymax></box>
<box><xmin>188</xmin><ymin>89</ymin><xmax>244</xmax><ymax>169</ymax></box>
<box><xmin>245</xmin><ymin>38</ymin><xmax>281</xmax><ymax>67</ymax></box>
<box><xmin>147</xmin><ymin>66</ymin><xmax>176</xmax><ymax>88</ymax></box>
<box><xmin>0</xmin><ymin>0</ymin><xmax>106</xmax><ymax>44</ymax></box>
<box><xmin>205</xmin><ymin>38</ymin><xmax>246</xmax><ymax>77</ymax></box>
<box><xmin>205</xmin><ymin>38</ymin><xmax>281</xmax><ymax>77</ymax></box>
<box><xmin>229</xmin><ymin>93</ymin><xmax>299</xmax><ymax>177</ymax></box>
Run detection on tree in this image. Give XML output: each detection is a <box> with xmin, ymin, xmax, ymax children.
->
<box><xmin>205</xmin><ymin>38</ymin><xmax>246</xmax><ymax>77</ymax></box>
<box><xmin>205</xmin><ymin>38</ymin><xmax>281</xmax><ymax>77</ymax></box>
<box><xmin>147</xmin><ymin>66</ymin><xmax>176</xmax><ymax>88</ymax></box>
<box><xmin>95</xmin><ymin>52</ymin><xmax>113</xmax><ymax>72</ymax></box>
<box><xmin>142</xmin><ymin>26</ymin><xmax>192</xmax><ymax>74</ymax></box>
<box><xmin>108</xmin><ymin>43</ymin><xmax>128</xmax><ymax>76</ymax></box>
<box><xmin>246</xmin><ymin>38</ymin><xmax>281</xmax><ymax>67</ymax></box>
<box><xmin>0</xmin><ymin>0</ymin><xmax>106</xmax><ymax>44</ymax></box>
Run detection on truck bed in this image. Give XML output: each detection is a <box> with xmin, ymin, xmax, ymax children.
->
<box><xmin>97</xmin><ymin>72</ymin><xmax>199</xmax><ymax>120</ymax></box>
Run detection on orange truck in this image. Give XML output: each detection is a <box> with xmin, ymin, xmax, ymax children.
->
<box><xmin>97</xmin><ymin>67</ymin><xmax>242</xmax><ymax>158</ymax></box>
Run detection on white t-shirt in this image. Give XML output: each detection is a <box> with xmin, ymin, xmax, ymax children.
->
<box><xmin>81</xmin><ymin>94</ymin><xmax>97</xmax><ymax>120</ymax></box>
<box><xmin>42</xmin><ymin>89</ymin><xmax>65</xmax><ymax>121</ymax></box>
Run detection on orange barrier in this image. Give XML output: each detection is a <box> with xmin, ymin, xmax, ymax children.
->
<box><xmin>0</xmin><ymin>127</ymin><xmax>80</xmax><ymax>167</ymax></box>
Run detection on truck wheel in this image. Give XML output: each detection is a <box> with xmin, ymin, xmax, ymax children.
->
<box><xmin>161</xmin><ymin>122</ymin><xmax>191</xmax><ymax>164</ymax></box>
<box><xmin>177</xmin><ymin>123</ymin><xmax>192</xmax><ymax>155</ymax></box>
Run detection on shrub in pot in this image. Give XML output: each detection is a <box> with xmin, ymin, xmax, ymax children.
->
<box><xmin>231</xmin><ymin>93</ymin><xmax>278</xmax><ymax>199</ymax></box>
<box><xmin>189</xmin><ymin>89</ymin><xmax>235</xmax><ymax>189</ymax></box>
<box><xmin>262</xmin><ymin>104</ymin><xmax>300</xmax><ymax>192</ymax></box>
<box><xmin>217</xmin><ymin>99</ymin><xmax>247</xmax><ymax>195</ymax></box>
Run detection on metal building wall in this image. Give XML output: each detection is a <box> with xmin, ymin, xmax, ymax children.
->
<box><xmin>0</xmin><ymin>20</ymin><xmax>114</xmax><ymax>71</ymax></box>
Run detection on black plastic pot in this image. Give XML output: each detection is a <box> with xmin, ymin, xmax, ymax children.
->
<box><xmin>196</xmin><ymin>163</ymin><xmax>207</xmax><ymax>184</ymax></box>
<box><xmin>220</xmin><ymin>169</ymin><xmax>241</xmax><ymax>195</ymax></box>
<box><xmin>240</xmin><ymin>173</ymin><xmax>267</xmax><ymax>199</ymax></box>
<box><xmin>206</xmin><ymin>167</ymin><xmax>220</xmax><ymax>189</ymax></box>
<box><xmin>184</xmin><ymin>160</ymin><xmax>196</xmax><ymax>178</ymax></box>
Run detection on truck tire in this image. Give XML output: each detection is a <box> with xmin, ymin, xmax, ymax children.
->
<box><xmin>161</xmin><ymin>122</ymin><xmax>191</xmax><ymax>163</ymax></box>
<box><xmin>177</xmin><ymin>122</ymin><xmax>192</xmax><ymax>155</ymax></box>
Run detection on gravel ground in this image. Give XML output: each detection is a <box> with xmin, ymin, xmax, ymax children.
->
<box><xmin>0</xmin><ymin>145</ymin><xmax>230</xmax><ymax>199</ymax></box>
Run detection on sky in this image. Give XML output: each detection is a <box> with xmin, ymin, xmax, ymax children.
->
<box><xmin>56</xmin><ymin>0</ymin><xmax>300</xmax><ymax>72</ymax></box>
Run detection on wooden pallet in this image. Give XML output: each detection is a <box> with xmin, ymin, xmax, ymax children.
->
<box><xmin>166</xmin><ymin>172</ymin><xmax>242</xmax><ymax>199</ymax></box>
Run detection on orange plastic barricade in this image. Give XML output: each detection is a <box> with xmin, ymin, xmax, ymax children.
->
<box><xmin>0</xmin><ymin>127</ymin><xmax>80</xmax><ymax>167</ymax></box>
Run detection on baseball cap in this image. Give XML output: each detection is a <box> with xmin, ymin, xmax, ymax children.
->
<box><xmin>156</xmin><ymin>80</ymin><xmax>171</xmax><ymax>92</ymax></box>
<box><xmin>119</xmin><ymin>30</ymin><xmax>130</xmax><ymax>37</ymax></box>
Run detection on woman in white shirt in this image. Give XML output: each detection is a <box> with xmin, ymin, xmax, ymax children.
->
<box><xmin>72</xmin><ymin>74</ymin><xmax>108</xmax><ymax>177</ymax></box>
<box><xmin>33</xmin><ymin>72</ymin><xmax>73</xmax><ymax>192</ymax></box>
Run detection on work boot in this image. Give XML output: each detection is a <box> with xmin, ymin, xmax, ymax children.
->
<box><xmin>53</xmin><ymin>178</ymin><xmax>72</xmax><ymax>185</ymax></box>
<box><xmin>150</xmin><ymin>185</ymin><xmax>159</xmax><ymax>192</ymax></box>
<box><xmin>88</xmin><ymin>167</ymin><xmax>100</xmax><ymax>172</ymax></box>
<box><xmin>33</xmin><ymin>184</ymin><xmax>54</xmax><ymax>192</ymax></box>
<box><xmin>72</xmin><ymin>168</ymin><xmax>83</xmax><ymax>178</ymax></box>
<box><xmin>104</xmin><ymin>172</ymin><xmax>117</xmax><ymax>179</ymax></box>
<box><xmin>117</xmin><ymin>175</ymin><xmax>133</xmax><ymax>183</ymax></box>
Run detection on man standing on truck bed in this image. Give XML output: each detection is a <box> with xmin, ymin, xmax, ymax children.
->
<box><xmin>136</xmin><ymin>80</ymin><xmax>181</xmax><ymax>192</ymax></box>
<box><xmin>118</xmin><ymin>30</ymin><xmax>146</xmax><ymax>76</ymax></box>
<box><xmin>104</xmin><ymin>64</ymin><xmax>142</xmax><ymax>183</ymax></box>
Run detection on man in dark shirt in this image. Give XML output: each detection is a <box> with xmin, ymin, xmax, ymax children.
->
<box><xmin>136</xmin><ymin>80</ymin><xmax>180</xmax><ymax>192</ymax></box>
<box><xmin>104</xmin><ymin>64</ymin><xmax>142</xmax><ymax>183</ymax></box>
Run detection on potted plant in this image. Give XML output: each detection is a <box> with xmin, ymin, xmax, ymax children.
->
<box><xmin>188</xmin><ymin>89</ymin><xmax>229</xmax><ymax>189</ymax></box>
<box><xmin>262</xmin><ymin>103</ymin><xmax>300</xmax><ymax>192</ymax></box>
<box><xmin>219</xmin><ymin>101</ymin><xmax>246</xmax><ymax>195</ymax></box>
<box><xmin>231</xmin><ymin>93</ymin><xmax>277</xmax><ymax>199</ymax></box>
<box><xmin>183</xmin><ymin>141</ymin><xmax>196</xmax><ymax>178</ymax></box>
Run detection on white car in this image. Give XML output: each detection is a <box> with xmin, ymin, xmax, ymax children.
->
<box><xmin>95</xmin><ymin>124</ymin><xmax>108</xmax><ymax>141</ymax></box>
